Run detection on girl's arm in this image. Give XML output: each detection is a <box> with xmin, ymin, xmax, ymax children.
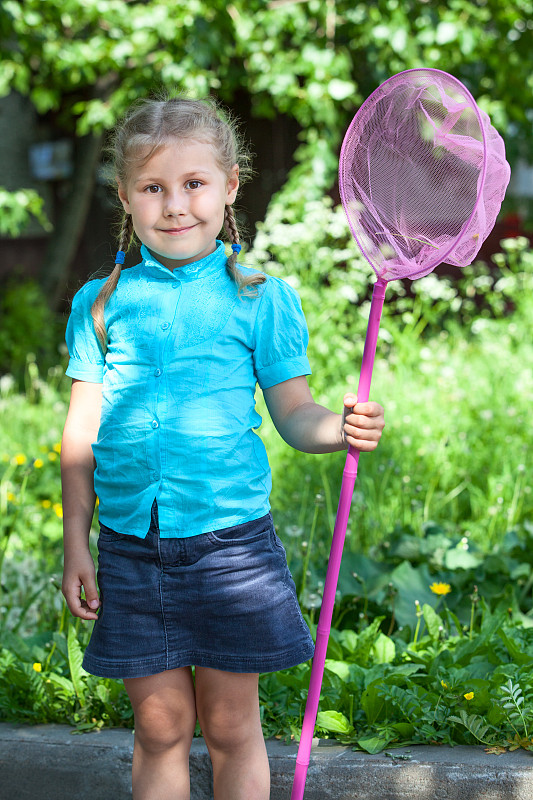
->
<box><xmin>61</xmin><ymin>379</ymin><xmax>102</xmax><ymax>621</ymax></box>
<box><xmin>263</xmin><ymin>376</ymin><xmax>385</xmax><ymax>455</ymax></box>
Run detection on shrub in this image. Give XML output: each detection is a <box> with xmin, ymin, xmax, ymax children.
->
<box><xmin>0</xmin><ymin>279</ymin><xmax>64</xmax><ymax>386</ymax></box>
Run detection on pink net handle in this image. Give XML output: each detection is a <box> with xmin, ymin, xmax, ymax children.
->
<box><xmin>291</xmin><ymin>279</ymin><xmax>387</xmax><ymax>800</ymax></box>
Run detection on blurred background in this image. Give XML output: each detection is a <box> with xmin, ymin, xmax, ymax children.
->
<box><xmin>1</xmin><ymin>1</ymin><xmax>532</xmax><ymax>337</ymax></box>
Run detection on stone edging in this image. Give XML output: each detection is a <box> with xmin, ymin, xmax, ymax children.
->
<box><xmin>1</xmin><ymin>723</ymin><xmax>533</xmax><ymax>799</ymax></box>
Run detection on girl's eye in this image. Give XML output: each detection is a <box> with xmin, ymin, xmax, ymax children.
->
<box><xmin>145</xmin><ymin>185</ymin><xmax>161</xmax><ymax>194</ymax></box>
<box><xmin>186</xmin><ymin>180</ymin><xmax>202</xmax><ymax>190</ymax></box>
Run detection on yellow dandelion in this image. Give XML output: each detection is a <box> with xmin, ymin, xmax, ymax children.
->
<box><xmin>430</xmin><ymin>582</ymin><xmax>452</xmax><ymax>596</ymax></box>
<box><xmin>33</xmin><ymin>458</ymin><xmax>44</xmax><ymax>469</ymax></box>
<box><xmin>48</xmin><ymin>452</ymin><xmax>58</xmax><ymax>462</ymax></box>
<box><xmin>464</xmin><ymin>692</ymin><xmax>474</xmax><ymax>701</ymax></box>
<box><xmin>7</xmin><ymin>492</ymin><xmax>16</xmax><ymax>503</ymax></box>
<box><xmin>33</xmin><ymin>663</ymin><xmax>42</xmax><ymax>673</ymax></box>
<box><xmin>53</xmin><ymin>442</ymin><xmax>62</xmax><ymax>454</ymax></box>
<box><xmin>53</xmin><ymin>503</ymin><xmax>63</xmax><ymax>519</ymax></box>
<box><xmin>41</xmin><ymin>499</ymin><xmax>52</xmax><ymax>509</ymax></box>
<box><xmin>13</xmin><ymin>453</ymin><xmax>27</xmax><ymax>466</ymax></box>
<box><xmin>441</xmin><ymin>680</ymin><xmax>448</xmax><ymax>689</ymax></box>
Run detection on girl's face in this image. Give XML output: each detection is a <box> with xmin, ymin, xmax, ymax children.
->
<box><xmin>117</xmin><ymin>139</ymin><xmax>239</xmax><ymax>270</ymax></box>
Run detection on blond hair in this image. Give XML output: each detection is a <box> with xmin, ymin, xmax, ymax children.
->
<box><xmin>91</xmin><ymin>96</ymin><xmax>265</xmax><ymax>351</ymax></box>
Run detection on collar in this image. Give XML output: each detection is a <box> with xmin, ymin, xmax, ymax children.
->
<box><xmin>140</xmin><ymin>241</ymin><xmax>227</xmax><ymax>282</ymax></box>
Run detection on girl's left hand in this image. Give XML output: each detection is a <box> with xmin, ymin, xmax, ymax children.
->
<box><xmin>342</xmin><ymin>392</ymin><xmax>385</xmax><ymax>451</ymax></box>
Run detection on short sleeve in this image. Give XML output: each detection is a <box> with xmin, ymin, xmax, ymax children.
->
<box><xmin>65</xmin><ymin>282</ymin><xmax>105</xmax><ymax>383</ymax></box>
<box><xmin>253</xmin><ymin>276</ymin><xmax>311</xmax><ymax>389</ymax></box>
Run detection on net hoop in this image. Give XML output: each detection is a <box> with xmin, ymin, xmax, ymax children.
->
<box><xmin>339</xmin><ymin>67</ymin><xmax>500</xmax><ymax>282</ymax></box>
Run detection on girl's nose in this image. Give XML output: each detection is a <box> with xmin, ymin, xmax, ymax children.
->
<box><xmin>164</xmin><ymin>190</ymin><xmax>187</xmax><ymax>216</ymax></box>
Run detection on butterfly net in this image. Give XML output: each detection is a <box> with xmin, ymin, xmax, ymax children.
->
<box><xmin>339</xmin><ymin>69</ymin><xmax>511</xmax><ymax>282</ymax></box>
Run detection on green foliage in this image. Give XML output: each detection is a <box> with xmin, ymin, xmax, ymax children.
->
<box><xmin>7</xmin><ymin>564</ymin><xmax>533</xmax><ymax>751</ymax></box>
<box><xmin>0</xmin><ymin>188</ymin><xmax>51</xmax><ymax>237</ymax></box>
<box><xmin>499</xmin><ymin>680</ymin><xmax>533</xmax><ymax>739</ymax></box>
<box><xmin>252</xmin><ymin>235</ymin><xmax>533</xmax><ymax>566</ymax></box>
<box><xmin>446</xmin><ymin>711</ymin><xmax>494</xmax><ymax>746</ymax></box>
<box><xmin>260</xmin><ymin>590</ymin><xmax>533</xmax><ymax>753</ymax></box>
<box><xmin>4</xmin><ymin>0</ymin><xmax>532</xmax><ymax>137</ymax></box>
<box><xmin>447</xmin><ymin>679</ymin><xmax>533</xmax><ymax>753</ymax></box>
<box><xmin>0</xmin><ymin>361</ymin><xmax>70</xmax><ymax>631</ymax></box>
<box><xmin>0</xmin><ymin>622</ymin><xmax>133</xmax><ymax>729</ymax></box>
<box><xmin>0</xmin><ymin>281</ymin><xmax>64</xmax><ymax>383</ymax></box>
<box><xmin>1</xmin><ymin>0</ymin><xmax>532</xmax><ymax>234</ymax></box>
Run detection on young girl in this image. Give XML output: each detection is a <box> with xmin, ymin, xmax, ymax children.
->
<box><xmin>61</xmin><ymin>97</ymin><xmax>385</xmax><ymax>800</ymax></box>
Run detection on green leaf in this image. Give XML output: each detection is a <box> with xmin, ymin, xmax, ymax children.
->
<box><xmin>45</xmin><ymin>673</ymin><xmax>74</xmax><ymax>696</ymax></box>
<box><xmin>67</xmin><ymin>624</ymin><xmax>87</xmax><ymax>704</ymax></box>
<box><xmin>389</xmin><ymin>561</ymin><xmax>436</xmax><ymax>629</ymax></box>
<box><xmin>448</xmin><ymin>710</ymin><xmax>494</xmax><ymax>744</ymax></box>
<box><xmin>361</xmin><ymin>683</ymin><xmax>386</xmax><ymax>725</ymax></box>
<box><xmin>327</xmin><ymin>79</ymin><xmax>355</xmax><ymax>101</ymax></box>
<box><xmin>316</xmin><ymin>710</ymin><xmax>353</xmax><ymax>735</ymax></box>
<box><xmin>444</xmin><ymin>608</ymin><xmax>465</xmax><ymax>637</ymax></box>
<box><xmin>390</xmin><ymin>28</ymin><xmax>407</xmax><ymax>53</ymax></box>
<box><xmin>372</xmin><ymin>633</ymin><xmax>396</xmax><ymax>664</ymax></box>
<box><xmin>422</xmin><ymin>604</ymin><xmax>443</xmax><ymax>641</ymax></box>
<box><xmin>325</xmin><ymin>636</ymin><xmax>344</xmax><ymax>661</ymax></box>
<box><xmin>356</xmin><ymin>733</ymin><xmax>392</xmax><ymax>754</ymax></box>
<box><xmin>337</xmin><ymin>553</ymin><xmax>391</xmax><ymax>599</ymax></box>
<box><xmin>444</xmin><ymin>548</ymin><xmax>483</xmax><ymax>570</ymax></box>
<box><xmin>324</xmin><ymin>659</ymin><xmax>365</xmax><ymax>688</ymax></box>
<box><xmin>0</xmin><ymin>631</ymin><xmax>33</xmax><ymax>661</ymax></box>
<box><xmin>324</xmin><ymin>659</ymin><xmax>351</xmax><ymax>681</ymax></box>
<box><xmin>0</xmin><ymin>187</ymin><xmax>51</xmax><ymax>237</ymax></box>
<box><xmin>436</xmin><ymin>21</ymin><xmax>458</xmax><ymax>45</ymax></box>
<box><xmin>389</xmin><ymin>722</ymin><xmax>415</xmax><ymax>738</ymax></box>
<box><xmin>96</xmin><ymin>683</ymin><xmax>110</xmax><ymax>704</ymax></box>
<box><xmin>498</xmin><ymin>630</ymin><xmax>533</xmax><ymax>666</ymax></box>
<box><xmin>338</xmin><ymin>629</ymin><xmax>358</xmax><ymax>655</ymax></box>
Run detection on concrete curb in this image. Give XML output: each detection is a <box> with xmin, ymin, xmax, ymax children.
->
<box><xmin>1</xmin><ymin>723</ymin><xmax>533</xmax><ymax>799</ymax></box>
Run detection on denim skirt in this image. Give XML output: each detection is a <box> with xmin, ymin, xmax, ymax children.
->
<box><xmin>82</xmin><ymin>504</ymin><xmax>315</xmax><ymax>679</ymax></box>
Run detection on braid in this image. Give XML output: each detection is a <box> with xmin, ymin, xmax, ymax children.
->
<box><xmin>223</xmin><ymin>206</ymin><xmax>266</xmax><ymax>294</ymax></box>
<box><xmin>91</xmin><ymin>214</ymin><xmax>134</xmax><ymax>352</ymax></box>
<box><xmin>117</xmin><ymin>213</ymin><xmax>134</xmax><ymax>254</ymax></box>
<box><xmin>224</xmin><ymin>205</ymin><xmax>241</xmax><ymax>279</ymax></box>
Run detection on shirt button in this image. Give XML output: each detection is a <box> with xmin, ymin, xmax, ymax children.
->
<box><xmin>151</xmin><ymin>420</ymin><xmax>159</xmax><ymax>429</ymax></box>
<box><xmin>171</xmin><ymin>283</ymin><xmax>179</xmax><ymax>290</ymax></box>
<box><xmin>161</xmin><ymin>322</ymin><xmax>170</xmax><ymax>330</ymax></box>
<box><xmin>154</xmin><ymin>368</ymin><xmax>162</xmax><ymax>377</ymax></box>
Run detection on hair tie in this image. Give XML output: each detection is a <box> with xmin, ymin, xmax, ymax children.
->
<box><xmin>231</xmin><ymin>243</ymin><xmax>242</xmax><ymax>255</ymax></box>
<box><xmin>115</xmin><ymin>250</ymin><xmax>126</xmax><ymax>265</ymax></box>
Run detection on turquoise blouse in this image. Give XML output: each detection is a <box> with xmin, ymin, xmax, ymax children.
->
<box><xmin>65</xmin><ymin>242</ymin><xmax>311</xmax><ymax>538</ymax></box>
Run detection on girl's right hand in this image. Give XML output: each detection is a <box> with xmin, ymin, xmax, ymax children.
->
<box><xmin>62</xmin><ymin>550</ymin><xmax>100</xmax><ymax>620</ymax></box>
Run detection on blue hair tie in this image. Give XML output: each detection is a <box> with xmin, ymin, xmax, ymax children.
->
<box><xmin>231</xmin><ymin>243</ymin><xmax>242</xmax><ymax>255</ymax></box>
<box><xmin>115</xmin><ymin>250</ymin><xmax>126</xmax><ymax>265</ymax></box>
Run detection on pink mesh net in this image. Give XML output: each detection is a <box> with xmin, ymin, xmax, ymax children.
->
<box><xmin>339</xmin><ymin>68</ymin><xmax>511</xmax><ymax>282</ymax></box>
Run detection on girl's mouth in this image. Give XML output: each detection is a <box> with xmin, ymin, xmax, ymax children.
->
<box><xmin>159</xmin><ymin>227</ymin><xmax>194</xmax><ymax>235</ymax></box>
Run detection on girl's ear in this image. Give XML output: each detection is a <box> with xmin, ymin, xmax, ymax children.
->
<box><xmin>225</xmin><ymin>164</ymin><xmax>239</xmax><ymax>205</ymax></box>
<box><xmin>116</xmin><ymin>178</ymin><xmax>131</xmax><ymax>214</ymax></box>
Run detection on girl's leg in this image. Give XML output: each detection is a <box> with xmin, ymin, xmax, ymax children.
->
<box><xmin>195</xmin><ymin>667</ymin><xmax>270</xmax><ymax>800</ymax></box>
<box><xmin>124</xmin><ymin>667</ymin><xmax>197</xmax><ymax>800</ymax></box>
